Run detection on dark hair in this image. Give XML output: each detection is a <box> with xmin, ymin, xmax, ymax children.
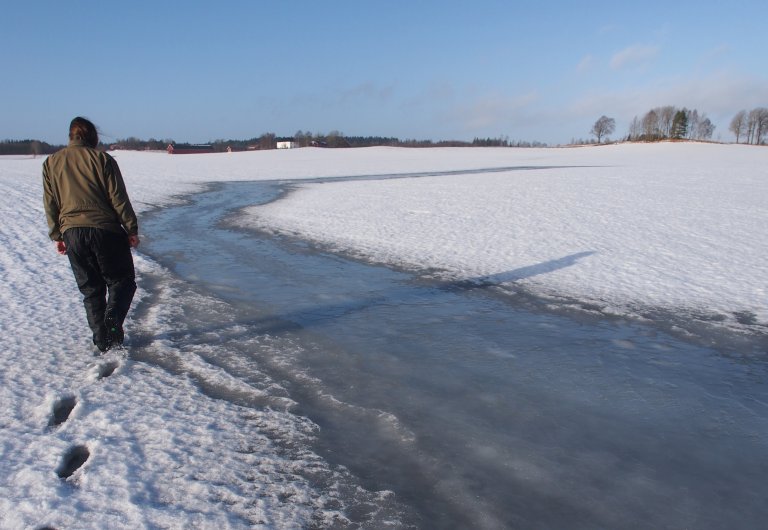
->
<box><xmin>69</xmin><ymin>117</ymin><xmax>99</xmax><ymax>148</ymax></box>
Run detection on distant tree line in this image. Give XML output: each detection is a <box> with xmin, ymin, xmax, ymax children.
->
<box><xmin>729</xmin><ymin>108</ymin><xmax>768</xmax><ymax>144</ymax></box>
<box><xmin>105</xmin><ymin>131</ymin><xmax>549</xmax><ymax>151</ymax></box>
<box><xmin>288</xmin><ymin>131</ymin><xmax>547</xmax><ymax>149</ymax></box>
<box><xmin>0</xmin><ymin>139</ymin><xmax>63</xmax><ymax>156</ymax></box>
<box><xmin>111</xmin><ymin>137</ymin><xmax>173</xmax><ymax>151</ymax></box>
<box><xmin>8</xmin><ymin>108</ymin><xmax>765</xmax><ymax>156</ymax></box>
<box><xmin>469</xmin><ymin>136</ymin><xmax>547</xmax><ymax>147</ymax></box>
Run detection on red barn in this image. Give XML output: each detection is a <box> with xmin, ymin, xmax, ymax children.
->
<box><xmin>166</xmin><ymin>144</ymin><xmax>215</xmax><ymax>154</ymax></box>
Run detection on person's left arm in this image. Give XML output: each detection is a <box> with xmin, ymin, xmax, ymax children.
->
<box><xmin>103</xmin><ymin>154</ymin><xmax>139</xmax><ymax>238</ymax></box>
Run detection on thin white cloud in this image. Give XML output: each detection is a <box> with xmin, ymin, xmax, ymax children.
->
<box><xmin>565</xmin><ymin>71</ymin><xmax>768</xmax><ymax>139</ymax></box>
<box><xmin>452</xmin><ymin>91</ymin><xmax>540</xmax><ymax>130</ymax></box>
<box><xmin>339</xmin><ymin>82</ymin><xmax>396</xmax><ymax>104</ymax></box>
<box><xmin>577</xmin><ymin>55</ymin><xmax>594</xmax><ymax>73</ymax></box>
<box><xmin>610</xmin><ymin>45</ymin><xmax>660</xmax><ymax>70</ymax></box>
<box><xmin>698</xmin><ymin>43</ymin><xmax>731</xmax><ymax>66</ymax></box>
<box><xmin>651</xmin><ymin>72</ymin><xmax>768</xmax><ymax>117</ymax></box>
<box><xmin>599</xmin><ymin>24</ymin><xmax>619</xmax><ymax>35</ymax></box>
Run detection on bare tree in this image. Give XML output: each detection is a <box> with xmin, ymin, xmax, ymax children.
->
<box><xmin>759</xmin><ymin>108</ymin><xmax>768</xmax><ymax>144</ymax></box>
<box><xmin>259</xmin><ymin>132</ymin><xmax>276</xmax><ymax>150</ymax></box>
<box><xmin>590</xmin><ymin>116</ymin><xmax>616</xmax><ymax>143</ymax></box>
<box><xmin>686</xmin><ymin>109</ymin><xmax>700</xmax><ymax>140</ymax></box>
<box><xmin>294</xmin><ymin>130</ymin><xmax>312</xmax><ymax>147</ymax></box>
<box><xmin>729</xmin><ymin>110</ymin><xmax>748</xmax><ymax>143</ymax></box>
<box><xmin>658</xmin><ymin>106</ymin><xmax>676</xmax><ymax>138</ymax></box>
<box><xmin>748</xmin><ymin>107</ymin><xmax>768</xmax><ymax>144</ymax></box>
<box><xmin>627</xmin><ymin>116</ymin><xmax>642</xmax><ymax>141</ymax></box>
<box><xmin>641</xmin><ymin>109</ymin><xmax>660</xmax><ymax>140</ymax></box>
<box><xmin>30</xmin><ymin>140</ymin><xmax>42</xmax><ymax>157</ymax></box>
<box><xmin>695</xmin><ymin>117</ymin><xmax>715</xmax><ymax>140</ymax></box>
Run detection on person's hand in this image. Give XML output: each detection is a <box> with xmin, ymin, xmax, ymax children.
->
<box><xmin>128</xmin><ymin>234</ymin><xmax>140</xmax><ymax>248</ymax></box>
<box><xmin>55</xmin><ymin>240</ymin><xmax>67</xmax><ymax>255</ymax></box>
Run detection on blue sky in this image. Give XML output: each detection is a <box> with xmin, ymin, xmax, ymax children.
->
<box><xmin>2</xmin><ymin>1</ymin><xmax>766</xmax><ymax>145</ymax></box>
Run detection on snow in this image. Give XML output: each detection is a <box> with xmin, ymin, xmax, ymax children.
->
<box><xmin>240</xmin><ymin>143</ymin><xmax>768</xmax><ymax>333</ymax></box>
<box><xmin>0</xmin><ymin>142</ymin><xmax>766</xmax><ymax>528</ymax></box>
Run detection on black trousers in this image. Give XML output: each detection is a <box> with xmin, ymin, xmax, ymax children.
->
<box><xmin>63</xmin><ymin>227</ymin><xmax>136</xmax><ymax>344</ymax></box>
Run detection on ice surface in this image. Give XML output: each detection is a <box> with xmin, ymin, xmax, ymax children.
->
<box><xmin>141</xmin><ymin>180</ymin><xmax>768</xmax><ymax>529</ymax></box>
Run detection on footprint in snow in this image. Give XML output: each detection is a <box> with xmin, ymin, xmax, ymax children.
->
<box><xmin>48</xmin><ymin>396</ymin><xmax>77</xmax><ymax>428</ymax></box>
<box><xmin>97</xmin><ymin>360</ymin><xmax>119</xmax><ymax>379</ymax></box>
<box><xmin>56</xmin><ymin>445</ymin><xmax>90</xmax><ymax>479</ymax></box>
<box><xmin>86</xmin><ymin>359</ymin><xmax>121</xmax><ymax>381</ymax></box>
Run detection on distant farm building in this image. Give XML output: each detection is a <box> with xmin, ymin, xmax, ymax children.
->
<box><xmin>166</xmin><ymin>143</ymin><xmax>215</xmax><ymax>154</ymax></box>
<box><xmin>276</xmin><ymin>141</ymin><xmax>299</xmax><ymax>149</ymax></box>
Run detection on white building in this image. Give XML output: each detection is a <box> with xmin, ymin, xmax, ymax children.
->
<box><xmin>276</xmin><ymin>141</ymin><xmax>299</xmax><ymax>149</ymax></box>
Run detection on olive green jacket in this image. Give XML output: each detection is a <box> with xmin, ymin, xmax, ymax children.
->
<box><xmin>42</xmin><ymin>140</ymin><xmax>138</xmax><ymax>241</ymax></box>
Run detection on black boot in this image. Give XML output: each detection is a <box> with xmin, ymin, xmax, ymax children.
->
<box><xmin>105</xmin><ymin>315</ymin><xmax>124</xmax><ymax>349</ymax></box>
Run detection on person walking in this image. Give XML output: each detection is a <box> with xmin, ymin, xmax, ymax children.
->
<box><xmin>43</xmin><ymin>117</ymin><xmax>140</xmax><ymax>352</ymax></box>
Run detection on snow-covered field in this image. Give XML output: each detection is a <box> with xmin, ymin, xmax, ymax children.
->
<box><xmin>0</xmin><ymin>143</ymin><xmax>765</xmax><ymax>528</ymax></box>
<box><xmin>239</xmin><ymin>143</ymin><xmax>767</xmax><ymax>337</ymax></box>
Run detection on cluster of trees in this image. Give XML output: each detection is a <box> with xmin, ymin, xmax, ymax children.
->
<box><xmin>0</xmin><ymin>139</ymin><xmax>63</xmax><ymax>155</ymax></box>
<box><xmin>626</xmin><ymin>106</ymin><xmax>715</xmax><ymax>142</ymax></box>
<box><xmin>470</xmin><ymin>136</ymin><xmax>547</xmax><ymax>147</ymax></box>
<box><xmin>111</xmin><ymin>137</ymin><xmax>173</xmax><ymax>151</ymax></box>
<box><xmin>589</xmin><ymin>106</ymin><xmax>767</xmax><ymax>145</ymax></box>
<box><xmin>729</xmin><ymin>108</ymin><xmax>768</xmax><ymax>144</ymax></box>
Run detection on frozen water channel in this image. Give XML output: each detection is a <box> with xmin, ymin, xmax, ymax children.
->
<box><xmin>137</xmin><ymin>178</ymin><xmax>768</xmax><ymax>529</ymax></box>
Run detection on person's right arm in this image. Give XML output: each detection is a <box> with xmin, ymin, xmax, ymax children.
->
<box><xmin>42</xmin><ymin>158</ymin><xmax>63</xmax><ymax>242</ymax></box>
